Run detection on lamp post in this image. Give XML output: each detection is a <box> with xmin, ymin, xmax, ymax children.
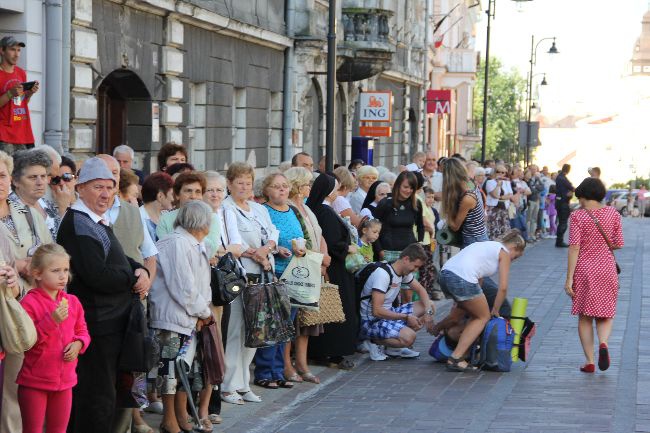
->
<box><xmin>325</xmin><ymin>0</ymin><xmax>337</xmax><ymax>172</ymax></box>
<box><xmin>480</xmin><ymin>0</ymin><xmax>533</xmax><ymax>164</ymax></box>
<box><xmin>525</xmin><ymin>36</ymin><xmax>558</xmax><ymax>166</ymax></box>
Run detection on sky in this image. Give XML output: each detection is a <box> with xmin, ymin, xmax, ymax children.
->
<box><xmin>474</xmin><ymin>0</ymin><xmax>649</xmax><ymax>116</ymax></box>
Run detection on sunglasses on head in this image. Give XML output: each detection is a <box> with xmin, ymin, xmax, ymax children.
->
<box><xmin>50</xmin><ymin>172</ymin><xmax>76</xmax><ymax>185</ymax></box>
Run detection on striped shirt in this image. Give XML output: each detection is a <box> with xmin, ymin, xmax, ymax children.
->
<box><xmin>462</xmin><ymin>187</ymin><xmax>488</xmax><ymax>240</ymax></box>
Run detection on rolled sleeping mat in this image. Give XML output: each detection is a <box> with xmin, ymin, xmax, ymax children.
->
<box><xmin>510</xmin><ymin>297</ymin><xmax>528</xmax><ymax>361</ymax></box>
<box><xmin>435</xmin><ymin>226</ymin><xmax>463</xmax><ymax>248</ymax></box>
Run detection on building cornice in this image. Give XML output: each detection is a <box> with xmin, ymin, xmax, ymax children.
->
<box><xmin>118</xmin><ymin>0</ymin><xmax>292</xmax><ymax>51</ymax></box>
<box><xmin>380</xmin><ymin>69</ymin><xmax>425</xmax><ymax>86</ymax></box>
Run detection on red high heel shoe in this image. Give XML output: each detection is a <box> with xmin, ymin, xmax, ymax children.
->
<box><xmin>580</xmin><ymin>363</ymin><xmax>595</xmax><ymax>373</ymax></box>
<box><xmin>598</xmin><ymin>343</ymin><xmax>610</xmax><ymax>371</ymax></box>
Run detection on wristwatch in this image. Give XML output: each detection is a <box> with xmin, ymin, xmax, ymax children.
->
<box><xmin>426</xmin><ymin>309</ymin><xmax>434</xmax><ymax>316</ymax></box>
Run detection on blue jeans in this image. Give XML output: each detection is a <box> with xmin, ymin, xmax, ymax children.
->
<box><xmin>510</xmin><ymin>210</ymin><xmax>529</xmax><ymax>240</ymax></box>
<box><xmin>462</xmin><ymin>232</ymin><xmax>489</xmax><ymax>249</ymax></box>
<box><xmin>253</xmin><ymin>308</ymin><xmax>298</xmax><ymax>381</ymax></box>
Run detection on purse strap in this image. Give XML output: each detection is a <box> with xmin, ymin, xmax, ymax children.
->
<box><xmin>584</xmin><ymin>209</ymin><xmax>615</xmax><ymax>251</ymax></box>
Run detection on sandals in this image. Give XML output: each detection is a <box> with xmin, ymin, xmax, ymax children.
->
<box><xmin>221</xmin><ymin>392</ymin><xmax>245</xmax><ymax>405</ymax></box>
<box><xmin>285</xmin><ymin>372</ymin><xmax>304</xmax><ymax>383</ymax></box>
<box><xmin>133</xmin><ymin>425</ymin><xmax>154</xmax><ymax>433</ymax></box>
<box><xmin>199</xmin><ymin>418</ymin><xmax>213</xmax><ymax>431</ymax></box>
<box><xmin>298</xmin><ymin>370</ymin><xmax>320</xmax><ymax>384</ymax></box>
<box><xmin>254</xmin><ymin>379</ymin><xmax>279</xmax><ymax>389</ymax></box>
<box><xmin>277</xmin><ymin>380</ymin><xmax>294</xmax><ymax>388</ymax></box>
<box><xmin>446</xmin><ymin>356</ymin><xmax>478</xmax><ymax>372</ymax></box>
<box><xmin>208</xmin><ymin>414</ymin><xmax>223</xmax><ymax>424</ymax></box>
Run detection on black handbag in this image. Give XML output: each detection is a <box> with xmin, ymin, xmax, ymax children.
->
<box><xmin>118</xmin><ymin>296</ymin><xmax>159</xmax><ymax>373</ymax></box>
<box><xmin>211</xmin><ymin>252</ymin><xmax>246</xmax><ymax>306</ymax></box>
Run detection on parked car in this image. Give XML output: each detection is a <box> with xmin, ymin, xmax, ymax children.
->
<box><xmin>605</xmin><ymin>189</ymin><xmax>627</xmax><ymax>206</ymax></box>
<box><xmin>612</xmin><ymin>191</ymin><xmax>650</xmax><ymax>217</ymax></box>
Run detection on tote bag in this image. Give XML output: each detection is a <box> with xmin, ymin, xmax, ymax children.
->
<box><xmin>0</xmin><ymin>278</ymin><xmax>37</xmax><ymax>354</ymax></box>
<box><xmin>280</xmin><ymin>251</ymin><xmax>323</xmax><ymax>310</ymax></box>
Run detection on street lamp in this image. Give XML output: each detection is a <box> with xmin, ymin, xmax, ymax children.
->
<box><xmin>480</xmin><ymin>0</ymin><xmax>533</xmax><ymax>164</ymax></box>
<box><xmin>525</xmin><ymin>36</ymin><xmax>559</xmax><ymax>166</ymax></box>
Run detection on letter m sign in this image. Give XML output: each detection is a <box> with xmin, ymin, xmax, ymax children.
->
<box><xmin>426</xmin><ymin>90</ymin><xmax>452</xmax><ymax>114</ymax></box>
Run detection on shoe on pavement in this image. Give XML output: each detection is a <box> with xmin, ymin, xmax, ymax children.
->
<box><xmin>143</xmin><ymin>400</ymin><xmax>163</xmax><ymax>414</ymax></box>
<box><xmin>239</xmin><ymin>390</ymin><xmax>262</xmax><ymax>403</ymax></box>
<box><xmin>221</xmin><ymin>392</ymin><xmax>245</xmax><ymax>405</ymax></box>
<box><xmin>361</xmin><ymin>340</ymin><xmax>387</xmax><ymax>361</ymax></box>
<box><xmin>555</xmin><ymin>242</ymin><xmax>569</xmax><ymax>248</ymax></box>
<box><xmin>384</xmin><ymin>347</ymin><xmax>420</xmax><ymax>358</ymax></box>
<box><xmin>357</xmin><ymin>341</ymin><xmax>369</xmax><ymax>353</ymax></box>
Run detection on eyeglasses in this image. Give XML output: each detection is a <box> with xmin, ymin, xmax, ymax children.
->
<box><xmin>496</xmin><ymin>171</ymin><xmax>507</xmax><ymax>174</ymax></box>
<box><xmin>50</xmin><ymin>173</ymin><xmax>76</xmax><ymax>185</ymax></box>
<box><xmin>269</xmin><ymin>183</ymin><xmax>290</xmax><ymax>190</ymax></box>
<box><xmin>205</xmin><ymin>188</ymin><xmax>225</xmax><ymax>194</ymax></box>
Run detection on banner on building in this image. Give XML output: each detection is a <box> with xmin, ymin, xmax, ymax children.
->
<box><xmin>518</xmin><ymin>121</ymin><xmax>540</xmax><ymax>148</ymax></box>
<box><xmin>360</xmin><ymin>125</ymin><xmax>392</xmax><ymax>137</ymax></box>
<box><xmin>426</xmin><ymin>90</ymin><xmax>451</xmax><ymax>114</ymax></box>
<box><xmin>152</xmin><ymin>103</ymin><xmax>160</xmax><ymax>143</ymax></box>
<box><xmin>359</xmin><ymin>91</ymin><xmax>392</xmax><ymax>122</ymax></box>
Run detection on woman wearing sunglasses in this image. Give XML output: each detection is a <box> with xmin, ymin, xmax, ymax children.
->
<box><xmin>485</xmin><ymin>164</ymin><xmax>514</xmax><ymax>240</ymax></box>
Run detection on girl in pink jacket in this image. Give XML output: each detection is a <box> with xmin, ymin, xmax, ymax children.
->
<box><xmin>17</xmin><ymin>244</ymin><xmax>90</xmax><ymax>433</ymax></box>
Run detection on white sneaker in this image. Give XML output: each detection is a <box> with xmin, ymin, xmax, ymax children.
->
<box><xmin>368</xmin><ymin>342</ymin><xmax>388</xmax><ymax>361</ymax></box>
<box><xmin>384</xmin><ymin>347</ymin><xmax>420</xmax><ymax>358</ymax></box>
<box><xmin>239</xmin><ymin>390</ymin><xmax>262</xmax><ymax>403</ymax></box>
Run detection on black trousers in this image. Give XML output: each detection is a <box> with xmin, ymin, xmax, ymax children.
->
<box><xmin>555</xmin><ymin>201</ymin><xmax>570</xmax><ymax>245</ymax></box>
<box><xmin>68</xmin><ymin>332</ymin><xmax>124</xmax><ymax>433</ymax></box>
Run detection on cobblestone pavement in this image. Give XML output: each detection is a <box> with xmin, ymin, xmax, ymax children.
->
<box><xmin>146</xmin><ymin>218</ymin><xmax>648</xmax><ymax>433</ymax></box>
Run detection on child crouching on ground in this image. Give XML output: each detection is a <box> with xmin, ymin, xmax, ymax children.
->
<box><xmin>17</xmin><ymin>243</ymin><xmax>90</xmax><ymax>433</ymax></box>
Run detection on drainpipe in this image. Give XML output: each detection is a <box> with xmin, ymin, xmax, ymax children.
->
<box><xmin>422</xmin><ymin>0</ymin><xmax>431</xmax><ymax>151</ymax></box>
<box><xmin>44</xmin><ymin>0</ymin><xmax>64</xmax><ymax>154</ymax></box>
<box><xmin>281</xmin><ymin>0</ymin><xmax>296</xmax><ymax>162</ymax></box>
<box><xmin>61</xmin><ymin>0</ymin><xmax>71</xmax><ymax>152</ymax></box>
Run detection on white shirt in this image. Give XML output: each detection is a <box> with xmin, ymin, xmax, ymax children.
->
<box><xmin>442</xmin><ymin>241</ymin><xmax>508</xmax><ymax>283</ymax></box>
<box><xmin>485</xmin><ymin>179</ymin><xmax>513</xmax><ymax>208</ymax></box>
<box><xmin>332</xmin><ymin>195</ymin><xmax>352</xmax><ymax>215</ymax></box>
<box><xmin>348</xmin><ymin>188</ymin><xmax>367</xmax><ymax>214</ymax></box>
<box><xmin>71</xmin><ymin>200</ymin><xmax>107</xmax><ymax>224</ymax></box>
<box><xmin>359</xmin><ymin>264</ymin><xmax>414</xmax><ymax>321</ymax></box>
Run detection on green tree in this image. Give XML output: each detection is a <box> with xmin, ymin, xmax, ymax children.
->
<box><xmin>473</xmin><ymin>57</ymin><xmax>527</xmax><ymax>162</ymax></box>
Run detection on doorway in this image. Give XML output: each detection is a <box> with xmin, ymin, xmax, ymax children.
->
<box><xmin>97</xmin><ymin>69</ymin><xmax>152</xmax><ymax>155</ymax></box>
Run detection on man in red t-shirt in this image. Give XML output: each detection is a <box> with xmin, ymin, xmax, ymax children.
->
<box><xmin>0</xmin><ymin>36</ymin><xmax>39</xmax><ymax>155</ymax></box>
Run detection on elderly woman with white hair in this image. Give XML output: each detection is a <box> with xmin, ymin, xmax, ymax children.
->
<box><xmin>348</xmin><ymin>165</ymin><xmax>379</xmax><ymax>214</ymax></box>
<box><xmin>150</xmin><ymin>200</ymin><xmax>215</xmax><ymax>433</ymax></box>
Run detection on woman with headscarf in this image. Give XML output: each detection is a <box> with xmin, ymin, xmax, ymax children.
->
<box><xmin>359</xmin><ymin>181</ymin><xmax>391</xmax><ymax>220</ymax></box>
<box><xmin>306</xmin><ymin>173</ymin><xmax>358</xmax><ymax>370</ymax></box>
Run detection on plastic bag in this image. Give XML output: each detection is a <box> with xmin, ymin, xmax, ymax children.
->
<box><xmin>243</xmin><ymin>275</ymin><xmax>295</xmax><ymax>348</ymax></box>
<box><xmin>280</xmin><ymin>251</ymin><xmax>323</xmax><ymax>310</ymax></box>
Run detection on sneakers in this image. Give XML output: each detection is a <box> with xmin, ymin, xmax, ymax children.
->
<box><xmin>360</xmin><ymin>340</ymin><xmax>387</xmax><ymax>361</ymax></box>
<box><xmin>143</xmin><ymin>401</ymin><xmax>163</xmax><ymax>414</ymax></box>
<box><xmin>384</xmin><ymin>347</ymin><xmax>420</xmax><ymax>358</ymax></box>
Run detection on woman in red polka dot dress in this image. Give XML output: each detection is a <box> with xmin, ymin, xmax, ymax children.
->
<box><xmin>565</xmin><ymin>178</ymin><xmax>623</xmax><ymax>373</ymax></box>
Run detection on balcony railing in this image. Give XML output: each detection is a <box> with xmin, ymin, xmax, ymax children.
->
<box><xmin>439</xmin><ymin>48</ymin><xmax>478</xmax><ymax>74</ymax></box>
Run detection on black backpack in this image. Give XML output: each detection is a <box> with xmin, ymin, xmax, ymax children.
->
<box><xmin>356</xmin><ymin>261</ymin><xmax>393</xmax><ymax>303</ymax></box>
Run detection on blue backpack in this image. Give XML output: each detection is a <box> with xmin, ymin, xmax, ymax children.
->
<box><xmin>473</xmin><ymin>317</ymin><xmax>515</xmax><ymax>372</ymax></box>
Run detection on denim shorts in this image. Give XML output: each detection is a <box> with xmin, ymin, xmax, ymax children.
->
<box><xmin>438</xmin><ymin>269</ymin><xmax>482</xmax><ymax>302</ymax></box>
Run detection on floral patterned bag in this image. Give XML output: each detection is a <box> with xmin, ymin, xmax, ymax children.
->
<box><xmin>243</xmin><ymin>273</ymin><xmax>295</xmax><ymax>348</ymax></box>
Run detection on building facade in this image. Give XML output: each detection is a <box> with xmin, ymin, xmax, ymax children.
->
<box><xmin>0</xmin><ymin>0</ymin><xmax>480</xmax><ymax>172</ymax></box>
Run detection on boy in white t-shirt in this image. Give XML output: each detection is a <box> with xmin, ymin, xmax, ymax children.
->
<box><xmin>359</xmin><ymin>244</ymin><xmax>435</xmax><ymax>360</ymax></box>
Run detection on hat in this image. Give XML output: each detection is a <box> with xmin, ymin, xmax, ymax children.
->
<box><xmin>0</xmin><ymin>36</ymin><xmax>25</xmax><ymax>48</ymax></box>
<box><xmin>78</xmin><ymin>157</ymin><xmax>115</xmax><ymax>185</ymax></box>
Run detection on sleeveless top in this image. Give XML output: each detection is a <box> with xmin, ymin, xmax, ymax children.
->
<box><xmin>461</xmin><ymin>187</ymin><xmax>488</xmax><ymax>241</ymax></box>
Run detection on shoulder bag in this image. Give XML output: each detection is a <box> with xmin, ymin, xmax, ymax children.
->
<box><xmin>0</xmin><ymin>276</ymin><xmax>37</xmax><ymax>354</ymax></box>
<box><xmin>211</xmin><ymin>216</ymin><xmax>246</xmax><ymax>306</ymax></box>
<box><xmin>585</xmin><ymin>209</ymin><xmax>621</xmax><ymax>274</ymax></box>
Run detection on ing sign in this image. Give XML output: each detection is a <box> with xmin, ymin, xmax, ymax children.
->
<box><xmin>359</xmin><ymin>91</ymin><xmax>392</xmax><ymax>123</ymax></box>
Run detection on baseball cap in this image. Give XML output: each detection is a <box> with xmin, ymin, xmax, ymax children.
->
<box><xmin>0</xmin><ymin>36</ymin><xmax>25</xmax><ymax>48</ymax></box>
<box><xmin>77</xmin><ymin>157</ymin><xmax>116</xmax><ymax>186</ymax></box>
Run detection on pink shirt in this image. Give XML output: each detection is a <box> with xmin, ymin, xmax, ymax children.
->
<box><xmin>18</xmin><ymin>288</ymin><xmax>90</xmax><ymax>391</ymax></box>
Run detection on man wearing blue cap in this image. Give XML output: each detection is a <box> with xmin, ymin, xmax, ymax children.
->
<box><xmin>57</xmin><ymin>157</ymin><xmax>150</xmax><ymax>433</ymax></box>
<box><xmin>0</xmin><ymin>36</ymin><xmax>38</xmax><ymax>155</ymax></box>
